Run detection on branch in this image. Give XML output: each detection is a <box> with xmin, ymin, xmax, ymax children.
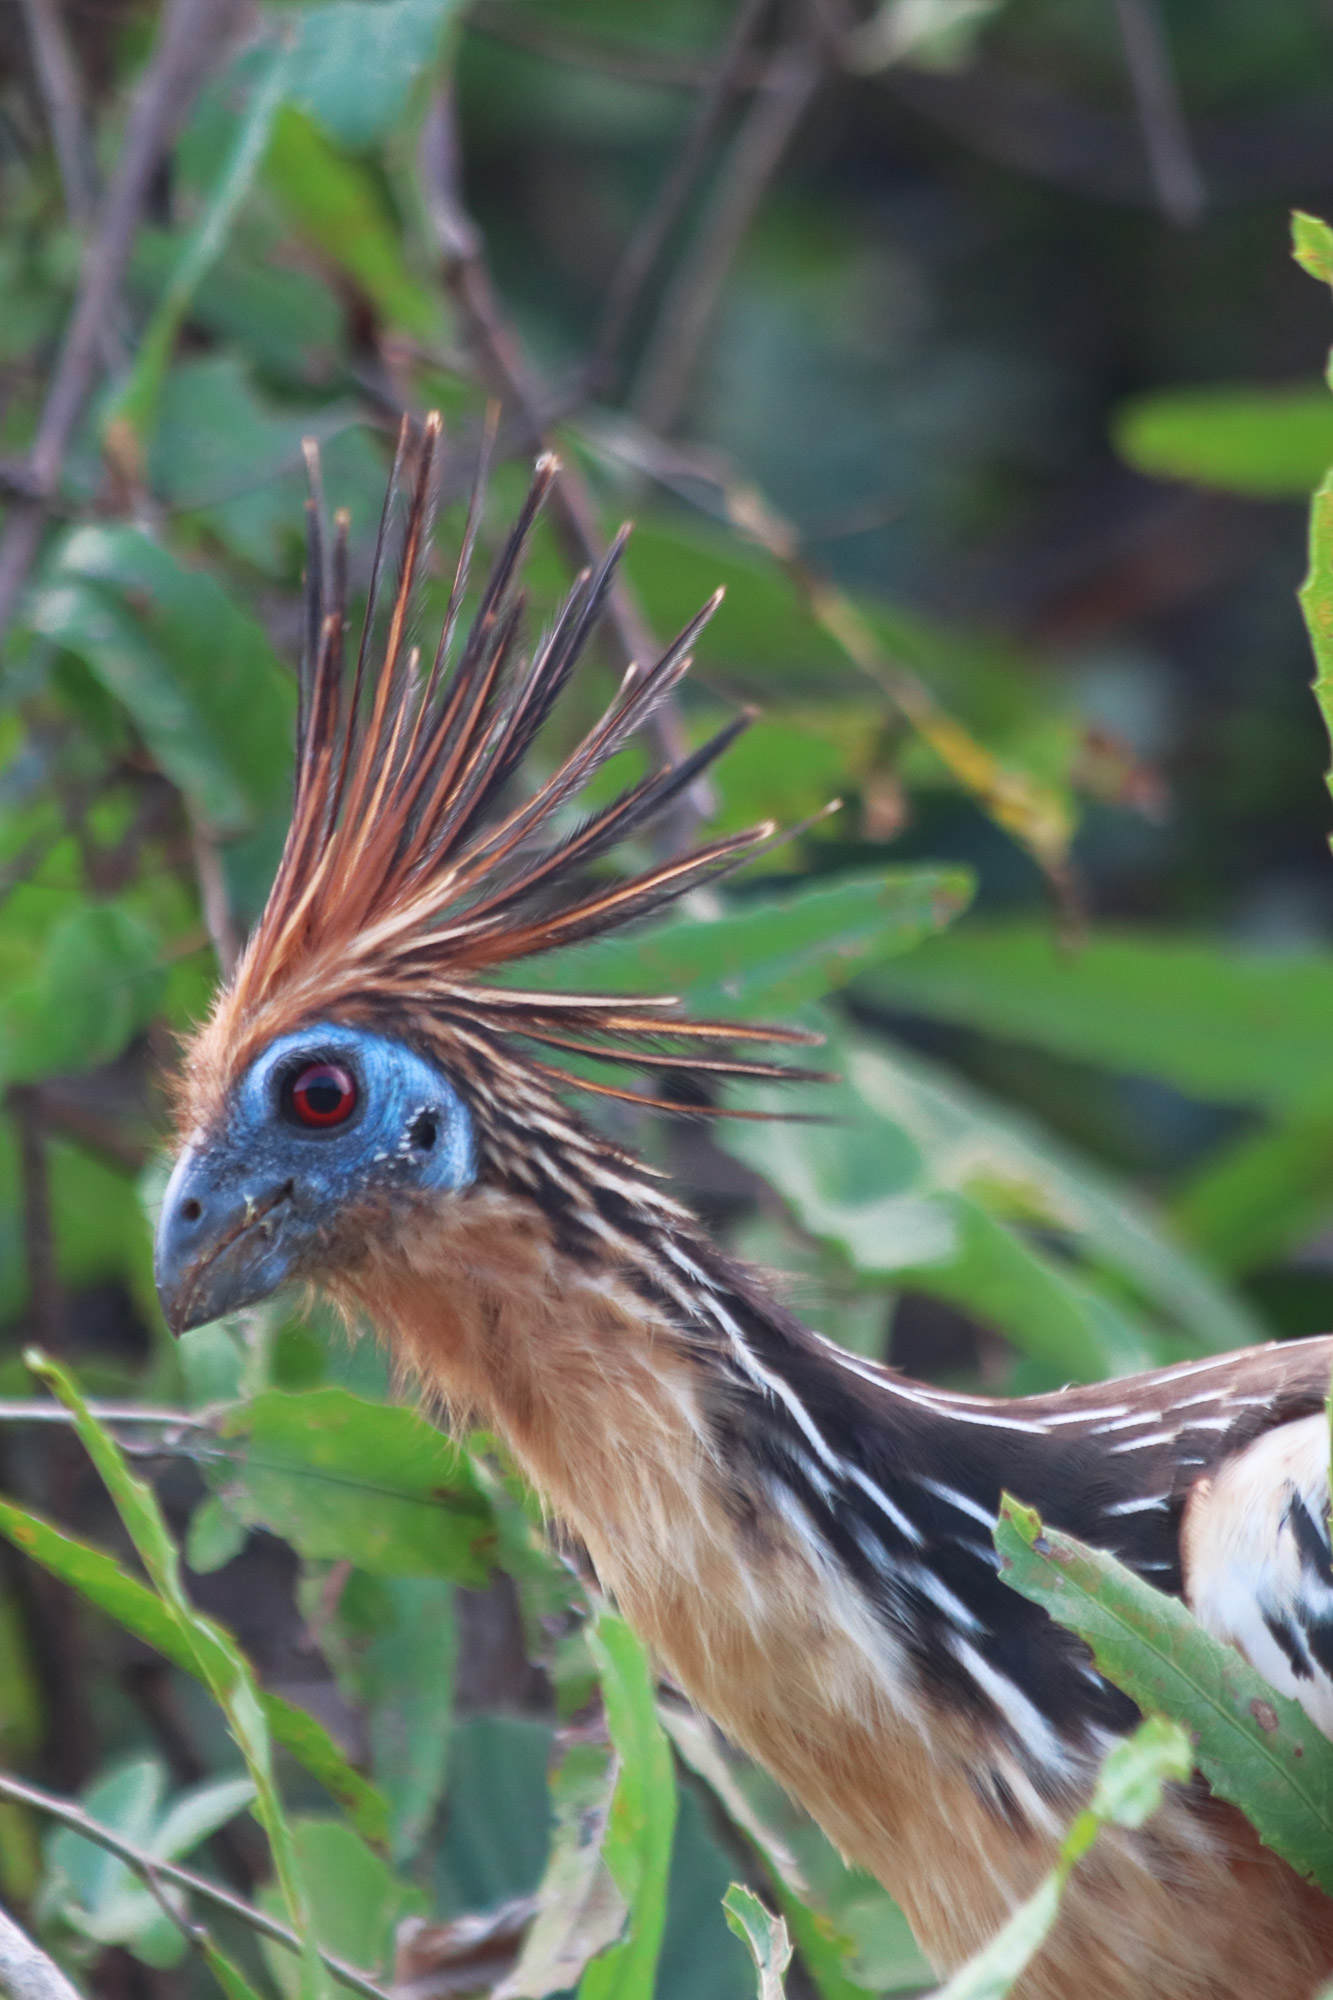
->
<box><xmin>588</xmin><ymin>0</ymin><xmax>774</xmax><ymax>399</ymax></box>
<box><xmin>466</xmin><ymin>2</ymin><xmax>762</xmax><ymax>90</ymax></box>
<box><xmin>18</xmin><ymin>0</ymin><xmax>96</xmax><ymax>226</ymax></box>
<box><xmin>0</xmin><ymin>0</ymin><xmax>243</xmax><ymax>642</ymax></box>
<box><xmin>0</xmin><ymin>1899</ymin><xmax>83</xmax><ymax>2000</ymax></box>
<box><xmin>0</xmin><ymin>1772</ymin><xmax>393</xmax><ymax>2000</ymax></box>
<box><xmin>630</xmin><ymin>29</ymin><xmax>824</xmax><ymax>436</ymax></box>
<box><xmin>1112</xmin><ymin>0</ymin><xmax>1205</xmax><ymax>227</ymax></box>
<box><xmin>418</xmin><ymin>84</ymin><xmax>703</xmax><ymax>830</ymax></box>
<box><xmin>584</xmin><ymin>412</ymin><xmax>1083</xmax><ymax>928</ymax></box>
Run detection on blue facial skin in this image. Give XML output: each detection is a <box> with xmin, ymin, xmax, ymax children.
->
<box><xmin>154</xmin><ymin>1024</ymin><xmax>477</xmax><ymax>1335</ymax></box>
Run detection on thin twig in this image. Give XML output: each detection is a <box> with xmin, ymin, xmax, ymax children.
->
<box><xmin>631</xmin><ymin>29</ymin><xmax>824</xmax><ymax>435</ymax></box>
<box><xmin>0</xmin><ymin>1772</ymin><xmax>394</xmax><ymax>2000</ymax></box>
<box><xmin>584</xmin><ymin>411</ymin><xmax>1083</xmax><ymax>930</ymax></box>
<box><xmin>0</xmin><ymin>1898</ymin><xmax>83</xmax><ymax>2000</ymax></box>
<box><xmin>419</xmin><ymin>84</ymin><xmax>703</xmax><ymax>829</ymax></box>
<box><xmin>18</xmin><ymin>0</ymin><xmax>95</xmax><ymax>226</ymax></box>
<box><xmin>1111</xmin><ymin>0</ymin><xmax>1205</xmax><ymax>226</ymax></box>
<box><xmin>0</xmin><ymin>1400</ymin><xmax>204</xmax><ymax>1427</ymax></box>
<box><xmin>588</xmin><ymin>0</ymin><xmax>775</xmax><ymax>398</ymax></box>
<box><xmin>466</xmin><ymin>1</ymin><xmax>758</xmax><ymax>89</ymax></box>
<box><xmin>0</xmin><ymin>0</ymin><xmax>243</xmax><ymax>642</ymax></box>
<box><xmin>10</xmin><ymin>1088</ymin><xmax>64</xmax><ymax>1354</ymax></box>
<box><xmin>187</xmin><ymin>813</ymin><xmax>240</xmax><ymax>979</ymax></box>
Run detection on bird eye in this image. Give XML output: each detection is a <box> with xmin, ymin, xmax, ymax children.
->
<box><xmin>286</xmin><ymin>1061</ymin><xmax>358</xmax><ymax>1129</ymax></box>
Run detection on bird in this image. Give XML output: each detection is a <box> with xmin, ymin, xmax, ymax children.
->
<box><xmin>153</xmin><ymin>413</ymin><xmax>1333</xmax><ymax>2000</ymax></box>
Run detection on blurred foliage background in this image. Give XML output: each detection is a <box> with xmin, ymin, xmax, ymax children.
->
<box><xmin>4</xmin><ymin>0</ymin><xmax>1333</xmax><ymax>1995</ymax></box>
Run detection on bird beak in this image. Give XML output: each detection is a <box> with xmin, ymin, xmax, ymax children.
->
<box><xmin>154</xmin><ymin>1144</ymin><xmax>299</xmax><ymax>1335</ymax></box>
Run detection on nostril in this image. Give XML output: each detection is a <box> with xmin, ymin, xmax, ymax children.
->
<box><xmin>181</xmin><ymin>1197</ymin><xmax>202</xmax><ymax>1223</ymax></box>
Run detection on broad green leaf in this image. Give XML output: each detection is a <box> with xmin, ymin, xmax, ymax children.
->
<box><xmin>995</xmin><ymin>1499</ymin><xmax>1333</xmax><ymax>1893</ymax></box>
<box><xmin>146</xmin><ymin>356</ymin><xmax>381</xmax><ymax>572</ymax></box>
<box><xmin>105</xmin><ymin>44</ymin><xmax>293</xmax><ymax>459</ymax></box>
<box><xmin>723</xmin><ymin>1886</ymin><xmax>791</xmax><ymax>2000</ymax></box>
<box><xmin>931</xmin><ymin>1719</ymin><xmax>1189</xmax><ymax>2000</ymax></box>
<box><xmin>722</xmin><ymin>1015</ymin><xmax>1258</xmax><ymax>1377</ymax></box>
<box><xmin>152</xmin><ymin>1775</ymin><xmax>256</xmax><ymax>1862</ymax></box>
<box><xmin>44</xmin><ymin>1761</ymin><xmax>254</xmax><ymax>1970</ymax></box>
<box><xmin>262</xmin><ymin>1818</ymin><xmax>425</xmax><ymax>1999</ymax></box>
<box><xmin>0</xmin><ymin>903</ymin><xmax>164</xmax><ymax>1086</ymax></box>
<box><xmin>265</xmin><ymin>107</ymin><xmax>438</xmax><ymax>339</ymax></box>
<box><xmin>498</xmin><ymin>1740</ymin><xmax>627</xmax><ymax>1998</ymax></box>
<box><xmin>1170</xmin><ymin>1115</ymin><xmax>1333</xmax><ymax>1276</ymax></box>
<box><xmin>25</xmin><ymin>1355</ymin><xmax>321</xmax><ymax>1992</ymax></box>
<box><xmin>862</xmin><ymin>922</ymin><xmax>1333</xmax><ymax>1114</ymax></box>
<box><xmin>35</xmin><ymin>526</ymin><xmax>294</xmax><ymax>836</ymax></box>
<box><xmin>332</xmin><ymin>1572</ymin><xmax>458</xmax><ymax>1864</ymax></box>
<box><xmin>578</xmin><ymin>1612</ymin><xmax>677</xmax><ymax>2000</ymax></box>
<box><xmin>1112</xmin><ymin>386</ymin><xmax>1333</xmax><ymax>497</ymax></box>
<box><xmin>187</xmin><ymin>1494</ymin><xmax>249</xmax><ymax>1574</ymax></box>
<box><xmin>220</xmin><ymin>1389</ymin><xmax>495</xmax><ymax>1580</ymax></box>
<box><xmin>661</xmin><ymin>1702</ymin><xmax>925</xmax><ymax>1997</ymax></box>
<box><xmin>292</xmin><ymin>0</ymin><xmax>462</xmax><ymax>149</ymax></box>
<box><xmin>1294</xmin><ymin>211</ymin><xmax>1333</xmax><ymax>289</ymax></box>
<box><xmin>0</xmin><ymin>1489</ymin><xmax>386</xmax><ymax>1842</ymax></box>
<box><xmin>536</xmin><ymin>868</ymin><xmax>973</xmax><ymax>1020</ymax></box>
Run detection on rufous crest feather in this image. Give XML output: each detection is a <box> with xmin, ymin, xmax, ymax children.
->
<box><xmin>184</xmin><ymin>412</ymin><xmax>822</xmax><ymax>1133</ymax></box>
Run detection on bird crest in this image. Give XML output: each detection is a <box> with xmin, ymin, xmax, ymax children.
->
<box><xmin>181</xmin><ymin>412</ymin><xmax>818</xmax><ymax>1148</ymax></box>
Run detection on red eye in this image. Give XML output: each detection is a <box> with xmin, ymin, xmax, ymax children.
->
<box><xmin>287</xmin><ymin>1062</ymin><xmax>357</xmax><ymax>1129</ymax></box>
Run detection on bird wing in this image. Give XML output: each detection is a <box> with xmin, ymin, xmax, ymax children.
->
<box><xmin>1181</xmin><ymin>1409</ymin><xmax>1333</xmax><ymax>1740</ymax></box>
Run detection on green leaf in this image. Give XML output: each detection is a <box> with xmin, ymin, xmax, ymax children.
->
<box><xmin>45</xmin><ymin>1760</ymin><xmax>255</xmax><ymax>1970</ymax></box>
<box><xmin>105</xmin><ymin>43</ymin><xmax>293</xmax><ymax>458</ymax></box>
<box><xmin>578</xmin><ymin>1612</ymin><xmax>677</xmax><ymax>2000</ymax></box>
<box><xmin>24</xmin><ymin>1355</ymin><xmax>324</xmax><ymax>1993</ymax></box>
<box><xmin>146</xmin><ymin>356</ymin><xmax>379</xmax><ymax>572</ymax></box>
<box><xmin>931</xmin><ymin>1719</ymin><xmax>1190</xmax><ymax>2000</ymax></box>
<box><xmin>200</xmin><ymin>1937</ymin><xmax>271</xmax><ymax>2000</ymax></box>
<box><xmin>722</xmin><ymin>1015</ymin><xmax>1260</xmax><ymax>1377</ymax></box>
<box><xmin>862</xmin><ymin>922</ymin><xmax>1333</xmax><ymax>1114</ymax></box>
<box><xmin>332</xmin><ymin>1572</ymin><xmax>458</xmax><ymax>1864</ymax></box>
<box><xmin>35</xmin><ymin>525</ymin><xmax>294</xmax><ymax>836</ymax></box>
<box><xmin>186</xmin><ymin>1494</ymin><xmax>249</xmax><ymax>1575</ymax></box>
<box><xmin>1293</xmin><ymin>211</ymin><xmax>1333</xmax><ymax>288</ymax></box>
<box><xmin>995</xmin><ymin>1498</ymin><xmax>1333</xmax><ymax>1893</ymax></box>
<box><xmin>0</xmin><ymin>904</ymin><xmax>164</xmax><ymax>1086</ymax></box>
<box><xmin>661</xmin><ymin>1702</ymin><xmax>926</xmax><ymax>1997</ymax></box>
<box><xmin>723</xmin><ymin>1886</ymin><xmax>792</xmax><ymax>2000</ymax></box>
<box><xmin>221</xmin><ymin>1389</ymin><xmax>495</xmax><ymax>1581</ymax></box>
<box><xmin>500</xmin><ymin>1740</ymin><xmax>627</xmax><ymax>1998</ymax></box>
<box><xmin>264</xmin><ymin>107</ymin><xmax>438</xmax><ymax>339</ymax></box>
<box><xmin>292</xmin><ymin>0</ymin><xmax>462</xmax><ymax>150</ymax></box>
<box><xmin>0</xmin><ymin>1490</ymin><xmax>387</xmax><ymax>1843</ymax></box>
<box><xmin>1112</xmin><ymin>385</ymin><xmax>1333</xmax><ymax>498</ymax></box>
<box><xmin>261</xmin><ymin>1818</ymin><xmax>425</xmax><ymax>1999</ymax></box>
<box><xmin>1302</xmin><ymin>474</ymin><xmax>1333</xmax><ymax>834</ymax></box>
<box><xmin>536</xmin><ymin>868</ymin><xmax>973</xmax><ymax>1020</ymax></box>
<box><xmin>1170</xmin><ymin>1115</ymin><xmax>1333</xmax><ymax>1276</ymax></box>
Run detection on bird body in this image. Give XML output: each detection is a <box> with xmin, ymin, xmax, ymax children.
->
<box><xmin>155</xmin><ymin>420</ymin><xmax>1333</xmax><ymax>1998</ymax></box>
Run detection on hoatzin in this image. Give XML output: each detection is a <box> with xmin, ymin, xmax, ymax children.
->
<box><xmin>154</xmin><ymin>417</ymin><xmax>1333</xmax><ymax>2000</ymax></box>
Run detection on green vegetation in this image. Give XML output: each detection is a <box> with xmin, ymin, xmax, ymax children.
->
<box><xmin>6</xmin><ymin>1</ymin><xmax>1333</xmax><ymax>1996</ymax></box>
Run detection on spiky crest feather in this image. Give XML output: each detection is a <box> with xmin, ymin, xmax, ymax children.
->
<box><xmin>181</xmin><ymin>413</ymin><xmax>820</xmax><ymax>1150</ymax></box>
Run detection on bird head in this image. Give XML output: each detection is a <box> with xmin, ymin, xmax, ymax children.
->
<box><xmin>154</xmin><ymin>414</ymin><xmax>817</xmax><ymax>1337</ymax></box>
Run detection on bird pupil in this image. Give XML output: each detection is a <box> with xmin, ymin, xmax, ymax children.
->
<box><xmin>289</xmin><ymin>1061</ymin><xmax>356</xmax><ymax>1127</ymax></box>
